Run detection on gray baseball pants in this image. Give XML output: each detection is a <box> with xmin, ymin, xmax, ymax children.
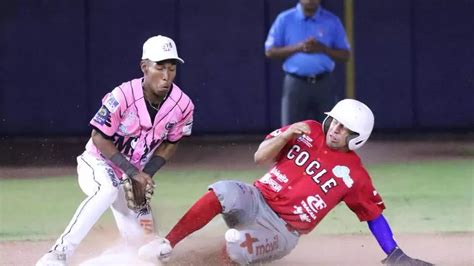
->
<box><xmin>209</xmin><ymin>180</ymin><xmax>299</xmax><ymax>265</ymax></box>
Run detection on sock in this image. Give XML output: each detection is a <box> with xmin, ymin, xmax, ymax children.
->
<box><xmin>166</xmin><ymin>190</ymin><xmax>222</xmax><ymax>247</ymax></box>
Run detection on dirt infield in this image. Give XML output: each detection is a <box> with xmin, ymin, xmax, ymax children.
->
<box><xmin>0</xmin><ymin>137</ymin><xmax>473</xmax><ymax>265</ymax></box>
<box><xmin>1</xmin><ymin>231</ymin><xmax>472</xmax><ymax>265</ymax></box>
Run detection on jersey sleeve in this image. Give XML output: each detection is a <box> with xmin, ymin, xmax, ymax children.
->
<box><xmin>343</xmin><ymin>169</ymin><xmax>385</xmax><ymax>222</ymax></box>
<box><xmin>331</xmin><ymin>17</ymin><xmax>351</xmax><ymax>50</ymax></box>
<box><xmin>265</xmin><ymin>120</ymin><xmax>319</xmax><ymax>140</ymax></box>
<box><xmin>167</xmin><ymin>101</ymin><xmax>194</xmax><ymax>143</ymax></box>
<box><xmin>265</xmin><ymin>14</ymin><xmax>285</xmax><ymax>50</ymax></box>
<box><xmin>89</xmin><ymin>88</ymin><xmax>125</xmax><ymax>137</ymax></box>
<box><xmin>265</xmin><ymin>124</ymin><xmax>290</xmax><ymax>140</ymax></box>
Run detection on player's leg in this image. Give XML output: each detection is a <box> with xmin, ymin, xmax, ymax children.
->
<box><xmin>209</xmin><ymin>180</ymin><xmax>259</xmax><ymax>229</ymax></box>
<box><xmin>138</xmin><ymin>189</ymin><xmax>222</xmax><ymax>262</ymax></box>
<box><xmin>165</xmin><ymin>189</ymin><xmax>222</xmax><ymax>247</ymax></box>
<box><xmin>224</xmin><ymin>188</ymin><xmax>299</xmax><ymax>264</ymax></box>
<box><xmin>164</xmin><ymin>180</ymin><xmax>258</xmax><ymax>247</ymax></box>
<box><xmin>109</xmin><ymin>186</ymin><xmax>150</xmax><ymax>245</ymax></box>
<box><xmin>37</xmin><ymin>153</ymin><xmax>120</xmax><ymax>265</ymax></box>
<box><xmin>225</xmin><ymin>226</ymin><xmax>288</xmax><ymax>265</ymax></box>
<box><xmin>137</xmin><ymin>206</ymin><xmax>156</xmax><ymax>236</ymax></box>
<box><xmin>139</xmin><ymin>180</ymin><xmax>257</xmax><ymax>263</ymax></box>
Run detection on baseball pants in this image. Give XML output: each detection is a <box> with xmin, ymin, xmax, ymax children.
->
<box><xmin>209</xmin><ymin>180</ymin><xmax>299</xmax><ymax>265</ymax></box>
<box><xmin>50</xmin><ymin>151</ymin><xmax>148</xmax><ymax>257</ymax></box>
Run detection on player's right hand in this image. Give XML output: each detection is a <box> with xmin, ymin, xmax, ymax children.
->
<box><xmin>132</xmin><ymin>172</ymin><xmax>154</xmax><ymax>186</ymax></box>
<box><xmin>282</xmin><ymin>122</ymin><xmax>311</xmax><ymax>141</ymax></box>
<box><xmin>131</xmin><ymin>172</ymin><xmax>155</xmax><ymax>198</ymax></box>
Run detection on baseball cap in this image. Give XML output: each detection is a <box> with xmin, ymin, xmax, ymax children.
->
<box><xmin>141</xmin><ymin>35</ymin><xmax>184</xmax><ymax>63</ymax></box>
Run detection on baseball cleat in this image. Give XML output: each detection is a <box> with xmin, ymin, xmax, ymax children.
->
<box><xmin>138</xmin><ymin>237</ymin><xmax>172</xmax><ymax>263</ymax></box>
<box><xmin>36</xmin><ymin>250</ymin><xmax>66</xmax><ymax>266</ymax></box>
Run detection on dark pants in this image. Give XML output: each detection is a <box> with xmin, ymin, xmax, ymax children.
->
<box><xmin>281</xmin><ymin>73</ymin><xmax>338</xmax><ymax>126</ymax></box>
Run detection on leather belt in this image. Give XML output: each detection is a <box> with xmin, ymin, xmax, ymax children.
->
<box><xmin>287</xmin><ymin>72</ymin><xmax>329</xmax><ymax>84</ymax></box>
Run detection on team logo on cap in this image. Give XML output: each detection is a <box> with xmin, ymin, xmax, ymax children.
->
<box><xmin>163</xmin><ymin>42</ymin><xmax>173</xmax><ymax>52</ymax></box>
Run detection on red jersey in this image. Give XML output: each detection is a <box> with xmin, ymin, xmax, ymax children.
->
<box><xmin>254</xmin><ymin>120</ymin><xmax>385</xmax><ymax>234</ymax></box>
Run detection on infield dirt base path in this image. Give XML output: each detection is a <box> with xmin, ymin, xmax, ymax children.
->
<box><xmin>0</xmin><ymin>230</ymin><xmax>472</xmax><ymax>265</ymax></box>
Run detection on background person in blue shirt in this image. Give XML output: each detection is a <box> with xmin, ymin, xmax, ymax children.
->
<box><xmin>265</xmin><ymin>0</ymin><xmax>351</xmax><ymax>126</ymax></box>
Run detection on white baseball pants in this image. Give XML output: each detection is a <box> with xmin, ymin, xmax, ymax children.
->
<box><xmin>50</xmin><ymin>151</ymin><xmax>151</xmax><ymax>257</ymax></box>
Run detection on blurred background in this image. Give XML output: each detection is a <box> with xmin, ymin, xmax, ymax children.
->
<box><xmin>0</xmin><ymin>0</ymin><xmax>473</xmax><ymax>160</ymax></box>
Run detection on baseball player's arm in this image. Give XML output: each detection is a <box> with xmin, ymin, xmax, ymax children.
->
<box><xmin>368</xmin><ymin>215</ymin><xmax>433</xmax><ymax>265</ymax></box>
<box><xmin>142</xmin><ymin>141</ymin><xmax>178</xmax><ymax>177</ymax></box>
<box><xmin>367</xmin><ymin>214</ymin><xmax>397</xmax><ymax>254</ymax></box>
<box><xmin>91</xmin><ymin>129</ymin><xmax>154</xmax><ymax>187</ymax></box>
<box><xmin>91</xmin><ymin>129</ymin><xmax>122</xmax><ymax>160</ymax></box>
<box><xmin>254</xmin><ymin>122</ymin><xmax>310</xmax><ymax>165</ymax></box>
<box><xmin>153</xmin><ymin>141</ymin><xmax>178</xmax><ymax>160</ymax></box>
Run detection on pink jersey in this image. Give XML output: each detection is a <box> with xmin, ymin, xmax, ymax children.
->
<box><xmin>254</xmin><ymin>120</ymin><xmax>384</xmax><ymax>234</ymax></box>
<box><xmin>86</xmin><ymin>78</ymin><xmax>194</xmax><ymax>178</ymax></box>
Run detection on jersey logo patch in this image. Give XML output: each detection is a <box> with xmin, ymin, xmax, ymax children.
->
<box><xmin>292</xmin><ymin>194</ymin><xmax>327</xmax><ymax>223</ymax></box>
<box><xmin>297</xmin><ymin>134</ymin><xmax>313</xmax><ymax>147</ymax></box>
<box><xmin>93</xmin><ymin>106</ymin><xmax>112</xmax><ymax>127</ymax></box>
<box><xmin>119</xmin><ymin>111</ymin><xmax>138</xmax><ymax>135</ymax></box>
<box><xmin>104</xmin><ymin>94</ymin><xmax>120</xmax><ymax>113</ymax></box>
<box><xmin>332</xmin><ymin>165</ymin><xmax>354</xmax><ymax>188</ymax></box>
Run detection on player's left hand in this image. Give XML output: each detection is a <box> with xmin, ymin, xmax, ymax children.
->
<box><xmin>382</xmin><ymin>247</ymin><xmax>434</xmax><ymax>266</ymax></box>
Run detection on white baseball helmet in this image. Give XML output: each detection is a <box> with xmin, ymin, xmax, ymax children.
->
<box><xmin>322</xmin><ymin>99</ymin><xmax>374</xmax><ymax>150</ymax></box>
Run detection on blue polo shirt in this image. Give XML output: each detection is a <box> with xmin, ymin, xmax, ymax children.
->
<box><xmin>265</xmin><ymin>3</ymin><xmax>350</xmax><ymax>76</ymax></box>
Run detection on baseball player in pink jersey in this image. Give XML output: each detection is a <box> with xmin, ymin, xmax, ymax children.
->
<box><xmin>138</xmin><ymin>99</ymin><xmax>432</xmax><ymax>265</ymax></box>
<box><xmin>36</xmin><ymin>35</ymin><xmax>194</xmax><ymax>266</ymax></box>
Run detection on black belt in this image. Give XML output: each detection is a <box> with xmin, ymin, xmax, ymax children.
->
<box><xmin>287</xmin><ymin>72</ymin><xmax>329</xmax><ymax>84</ymax></box>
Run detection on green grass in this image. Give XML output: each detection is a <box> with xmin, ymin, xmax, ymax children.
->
<box><xmin>317</xmin><ymin>160</ymin><xmax>474</xmax><ymax>234</ymax></box>
<box><xmin>0</xmin><ymin>160</ymin><xmax>472</xmax><ymax>241</ymax></box>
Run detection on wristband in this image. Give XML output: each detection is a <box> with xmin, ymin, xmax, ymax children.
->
<box><xmin>110</xmin><ymin>153</ymin><xmax>139</xmax><ymax>178</ymax></box>
<box><xmin>143</xmin><ymin>155</ymin><xmax>166</xmax><ymax>177</ymax></box>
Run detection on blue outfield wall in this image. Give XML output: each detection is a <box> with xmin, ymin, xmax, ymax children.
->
<box><xmin>0</xmin><ymin>0</ymin><xmax>472</xmax><ymax>136</ymax></box>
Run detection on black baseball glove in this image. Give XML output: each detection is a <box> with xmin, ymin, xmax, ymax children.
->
<box><xmin>382</xmin><ymin>247</ymin><xmax>433</xmax><ymax>266</ymax></box>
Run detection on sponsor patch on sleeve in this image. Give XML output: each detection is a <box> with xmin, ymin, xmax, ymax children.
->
<box><xmin>92</xmin><ymin>106</ymin><xmax>112</xmax><ymax>127</ymax></box>
<box><xmin>270</xmin><ymin>129</ymin><xmax>282</xmax><ymax>137</ymax></box>
<box><xmin>182</xmin><ymin>120</ymin><xmax>193</xmax><ymax>136</ymax></box>
<box><xmin>104</xmin><ymin>94</ymin><xmax>120</xmax><ymax>113</ymax></box>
